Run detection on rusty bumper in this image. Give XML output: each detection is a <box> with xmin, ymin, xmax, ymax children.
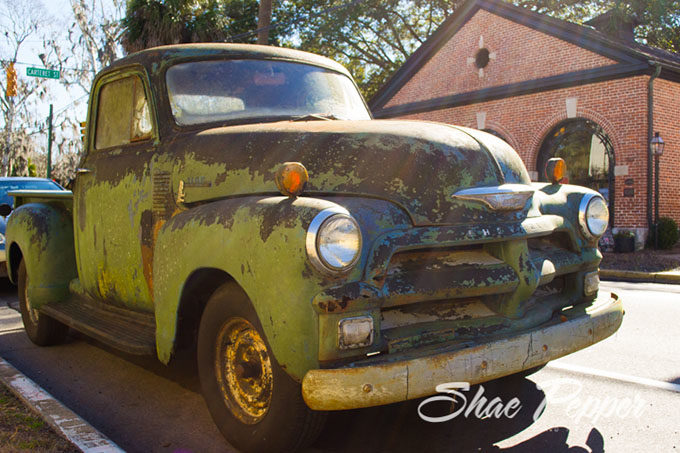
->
<box><xmin>302</xmin><ymin>292</ymin><xmax>622</xmax><ymax>411</ymax></box>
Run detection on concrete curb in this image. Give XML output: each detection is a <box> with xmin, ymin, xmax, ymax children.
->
<box><xmin>600</xmin><ymin>269</ymin><xmax>680</xmax><ymax>284</ymax></box>
<box><xmin>0</xmin><ymin>356</ymin><xmax>124</xmax><ymax>453</ymax></box>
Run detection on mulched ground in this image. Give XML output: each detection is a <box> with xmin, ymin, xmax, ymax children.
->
<box><xmin>0</xmin><ymin>385</ymin><xmax>79</xmax><ymax>453</ymax></box>
<box><xmin>600</xmin><ymin>242</ymin><xmax>680</xmax><ymax>272</ymax></box>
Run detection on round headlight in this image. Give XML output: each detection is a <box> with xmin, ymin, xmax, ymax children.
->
<box><xmin>307</xmin><ymin>208</ymin><xmax>362</xmax><ymax>274</ymax></box>
<box><xmin>579</xmin><ymin>194</ymin><xmax>609</xmax><ymax>238</ymax></box>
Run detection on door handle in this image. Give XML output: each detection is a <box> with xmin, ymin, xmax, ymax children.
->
<box><xmin>76</xmin><ymin>168</ymin><xmax>92</xmax><ymax>174</ymax></box>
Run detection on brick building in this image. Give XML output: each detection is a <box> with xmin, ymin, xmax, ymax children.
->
<box><xmin>370</xmin><ymin>0</ymin><xmax>680</xmax><ymax>247</ymax></box>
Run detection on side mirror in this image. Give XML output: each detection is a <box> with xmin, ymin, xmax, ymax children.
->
<box><xmin>0</xmin><ymin>203</ymin><xmax>13</xmax><ymax>217</ymax></box>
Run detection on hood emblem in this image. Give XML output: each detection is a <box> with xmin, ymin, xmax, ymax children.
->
<box><xmin>452</xmin><ymin>184</ymin><xmax>534</xmax><ymax>211</ymax></box>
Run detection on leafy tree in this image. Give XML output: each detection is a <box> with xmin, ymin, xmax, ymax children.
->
<box><xmin>122</xmin><ymin>0</ymin><xmax>291</xmax><ymax>53</ymax></box>
<box><xmin>119</xmin><ymin>0</ymin><xmax>680</xmax><ymax>99</ymax></box>
<box><xmin>284</xmin><ymin>0</ymin><xmax>460</xmax><ymax>99</ymax></box>
<box><xmin>516</xmin><ymin>0</ymin><xmax>680</xmax><ymax>51</ymax></box>
<box><xmin>605</xmin><ymin>0</ymin><xmax>680</xmax><ymax>53</ymax></box>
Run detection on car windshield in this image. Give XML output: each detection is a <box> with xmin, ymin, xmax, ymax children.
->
<box><xmin>166</xmin><ymin>59</ymin><xmax>371</xmax><ymax>126</ymax></box>
<box><xmin>0</xmin><ymin>180</ymin><xmax>62</xmax><ymax>206</ymax></box>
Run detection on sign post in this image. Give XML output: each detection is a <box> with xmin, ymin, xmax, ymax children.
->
<box><xmin>47</xmin><ymin>104</ymin><xmax>53</xmax><ymax>179</ymax></box>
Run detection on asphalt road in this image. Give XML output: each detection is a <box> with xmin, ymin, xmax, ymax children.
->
<box><xmin>0</xmin><ymin>280</ymin><xmax>678</xmax><ymax>452</ymax></box>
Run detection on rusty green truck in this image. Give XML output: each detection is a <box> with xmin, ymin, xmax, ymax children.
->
<box><xmin>5</xmin><ymin>44</ymin><xmax>622</xmax><ymax>452</ymax></box>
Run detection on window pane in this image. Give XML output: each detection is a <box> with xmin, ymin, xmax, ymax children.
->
<box><xmin>132</xmin><ymin>78</ymin><xmax>152</xmax><ymax>141</ymax></box>
<box><xmin>96</xmin><ymin>76</ymin><xmax>152</xmax><ymax>149</ymax></box>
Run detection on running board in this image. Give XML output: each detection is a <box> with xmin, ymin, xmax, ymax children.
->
<box><xmin>41</xmin><ymin>298</ymin><xmax>156</xmax><ymax>355</ymax></box>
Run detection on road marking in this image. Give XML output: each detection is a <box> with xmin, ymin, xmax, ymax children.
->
<box><xmin>0</xmin><ymin>328</ymin><xmax>27</xmax><ymax>335</ymax></box>
<box><xmin>547</xmin><ymin>361</ymin><xmax>680</xmax><ymax>394</ymax></box>
<box><xmin>0</xmin><ymin>356</ymin><xmax>124</xmax><ymax>452</ymax></box>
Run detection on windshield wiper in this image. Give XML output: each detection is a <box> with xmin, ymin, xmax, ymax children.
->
<box><xmin>291</xmin><ymin>113</ymin><xmax>339</xmax><ymax>122</ymax></box>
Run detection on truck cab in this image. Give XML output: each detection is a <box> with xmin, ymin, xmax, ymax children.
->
<box><xmin>5</xmin><ymin>44</ymin><xmax>622</xmax><ymax>453</ymax></box>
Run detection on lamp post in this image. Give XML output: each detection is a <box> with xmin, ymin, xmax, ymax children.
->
<box><xmin>651</xmin><ymin>132</ymin><xmax>665</xmax><ymax>249</ymax></box>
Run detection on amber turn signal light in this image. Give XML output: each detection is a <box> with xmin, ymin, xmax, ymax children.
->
<box><xmin>275</xmin><ymin>162</ymin><xmax>308</xmax><ymax>197</ymax></box>
<box><xmin>545</xmin><ymin>158</ymin><xmax>566</xmax><ymax>184</ymax></box>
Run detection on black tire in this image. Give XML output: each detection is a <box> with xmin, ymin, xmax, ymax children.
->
<box><xmin>18</xmin><ymin>260</ymin><xmax>69</xmax><ymax>346</ymax></box>
<box><xmin>197</xmin><ymin>282</ymin><xmax>326</xmax><ymax>453</ymax></box>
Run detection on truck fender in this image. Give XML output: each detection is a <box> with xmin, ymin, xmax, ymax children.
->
<box><xmin>153</xmin><ymin>195</ymin><xmax>340</xmax><ymax>379</ymax></box>
<box><xmin>6</xmin><ymin>203</ymin><xmax>77</xmax><ymax>308</ymax></box>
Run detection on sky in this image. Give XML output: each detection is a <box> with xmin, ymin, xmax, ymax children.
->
<box><xmin>2</xmin><ymin>0</ymin><xmax>120</xmax><ymax>157</ymax></box>
<box><xmin>23</xmin><ymin>0</ymin><xmax>118</xmax><ymax>115</ymax></box>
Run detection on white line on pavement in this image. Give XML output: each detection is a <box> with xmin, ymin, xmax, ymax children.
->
<box><xmin>547</xmin><ymin>361</ymin><xmax>680</xmax><ymax>394</ymax></box>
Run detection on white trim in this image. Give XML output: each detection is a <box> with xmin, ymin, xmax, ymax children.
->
<box><xmin>547</xmin><ymin>361</ymin><xmax>680</xmax><ymax>394</ymax></box>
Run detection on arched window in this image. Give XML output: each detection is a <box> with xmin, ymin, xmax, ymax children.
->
<box><xmin>537</xmin><ymin>118</ymin><xmax>615</xmax><ymax>223</ymax></box>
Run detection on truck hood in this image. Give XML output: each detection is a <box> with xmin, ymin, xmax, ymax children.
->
<box><xmin>167</xmin><ymin>120</ymin><xmax>531</xmax><ymax>225</ymax></box>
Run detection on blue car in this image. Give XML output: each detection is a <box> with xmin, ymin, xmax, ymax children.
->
<box><xmin>0</xmin><ymin>177</ymin><xmax>65</xmax><ymax>276</ymax></box>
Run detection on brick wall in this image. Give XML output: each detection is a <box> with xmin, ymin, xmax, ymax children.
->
<box><xmin>394</xmin><ymin>77</ymin><xmax>651</xmax><ymax>230</ymax></box>
<box><xmin>376</xmin><ymin>6</ymin><xmax>680</xmax><ymax>232</ymax></box>
<box><xmin>653</xmin><ymin>79</ymin><xmax>680</xmax><ymax>224</ymax></box>
<box><xmin>385</xmin><ymin>9</ymin><xmax>617</xmax><ymax>108</ymax></box>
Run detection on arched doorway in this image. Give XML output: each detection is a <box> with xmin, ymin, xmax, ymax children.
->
<box><xmin>537</xmin><ymin>118</ymin><xmax>615</xmax><ymax>225</ymax></box>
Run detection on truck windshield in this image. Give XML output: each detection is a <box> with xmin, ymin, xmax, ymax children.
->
<box><xmin>166</xmin><ymin>60</ymin><xmax>371</xmax><ymax>126</ymax></box>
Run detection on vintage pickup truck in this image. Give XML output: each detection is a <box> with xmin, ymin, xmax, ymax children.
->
<box><xmin>5</xmin><ymin>44</ymin><xmax>622</xmax><ymax>452</ymax></box>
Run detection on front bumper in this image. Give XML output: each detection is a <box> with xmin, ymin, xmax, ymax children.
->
<box><xmin>302</xmin><ymin>291</ymin><xmax>622</xmax><ymax>410</ymax></box>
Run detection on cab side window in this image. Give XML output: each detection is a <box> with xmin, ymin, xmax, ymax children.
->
<box><xmin>95</xmin><ymin>75</ymin><xmax>153</xmax><ymax>149</ymax></box>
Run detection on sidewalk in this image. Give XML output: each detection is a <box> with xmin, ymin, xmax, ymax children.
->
<box><xmin>600</xmin><ymin>268</ymin><xmax>680</xmax><ymax>284</ymax></box>
<box><xmin>600</xmin><ymin>242</ymin><xmax>680</xmax><ymax>284</ymax></box>
<box><xmin>0</xmin><ymin>303</ymin><xmax>123</xmax><ymax>453</ymax></box>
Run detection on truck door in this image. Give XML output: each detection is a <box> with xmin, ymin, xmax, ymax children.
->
<box><xmin>73</xmin><ymin>70</ymin><xmax>157</xmax><ymax>310</ymax></box>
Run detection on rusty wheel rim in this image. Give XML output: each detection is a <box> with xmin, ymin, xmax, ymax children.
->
<box><xmin>23</xmin><ymin>273</ymin><xmax>39</xmax><ymax>325</ymax></box>
<box><xmin>215</xmin><ymin>317</ymin><xmax>273</xmax><ymax>424</ymax></box>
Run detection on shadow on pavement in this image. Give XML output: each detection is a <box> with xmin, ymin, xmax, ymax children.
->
<box><xmin>310</xmin><ymin>376</ymin><xmax>605</xmax><ymax>452</ymax></box>
<box><xmin>1</xmin><ymin>281</ymin><xmax>608</xmax><ymax>452</ymax></box>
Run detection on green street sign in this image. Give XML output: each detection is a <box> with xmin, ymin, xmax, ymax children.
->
<box><xmin>26</xmin><ymin>67</ymin><xmax>60</xmax><ymax>79</ymax></box>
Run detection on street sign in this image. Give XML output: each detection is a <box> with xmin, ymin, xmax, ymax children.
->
<box><xmin>26</xmin><ymin>67</ymin><xmax>60</xmax><ymax>79</ymax></box>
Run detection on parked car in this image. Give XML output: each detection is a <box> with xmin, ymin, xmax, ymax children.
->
<box><xmin>0</xmin><ymin>177</ymin><xmax>65</xmax><ymax>276</ymax></box>
<box><xmin>5</xmin><ymin>44</ymin><xmax>622</xmax><ymax>452</ymax></box>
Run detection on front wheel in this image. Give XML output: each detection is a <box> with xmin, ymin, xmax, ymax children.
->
<box><xmin>197</xmin><ymin>282</ymin><xmax>326</xmax><ymax>453</ymax></box>
<box><xmin>18</xmin><ymin>260</ymin><xmax>69</xmax><ymax>346</ymax></box>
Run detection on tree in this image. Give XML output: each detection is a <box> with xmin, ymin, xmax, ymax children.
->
<box><xmin>0</xmin><ymin>0</ymin><xmax>50</xmax><ymax>176</ymax></box>
<box><xmin>605</xmin><ymin>0</ymin><xmax>680</xmax><ymax>53</ymax></box>
<box><xmin>34</xmin><ymin>0</ymin><xmax>126</xmax><ymax>181</ymax></box>
<box><xmin>257</xmin><ymin>0</ymin><xmax>273</xmax><ymax>44</ymax></box>
<box><xmin>122</xmin><ymin>0</ymin><xmax>280</xmax><ymax>53</ymax></box>
<box><xmin>119</xmin><ymin>0</ymin><xmax>680</xmax><ymax>100</ymax></box>
<box><xmin>516</xmin><ymin>0</ymin><xmax>680</xmax><ymax>52</ymax></box>
<box><xmin>285</xmin><ymin>0</ymin><xmax>460</xmax><ymax>99</ymax></box>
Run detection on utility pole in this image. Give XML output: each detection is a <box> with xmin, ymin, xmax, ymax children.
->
<box><xmin>257</xmin><ymin>0</ymin><xmax>273</xmax><ymax>45</ymax></box>
<box><xmin>47</xmin><ymin>103</ymin><xmax>53</xmax><ymax>178</ymax></box>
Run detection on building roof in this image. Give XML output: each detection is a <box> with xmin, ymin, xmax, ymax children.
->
<box><xmin>370</xmin><ymin>0</ymin><xmax>680</xmax><ymax>113</ymax></box>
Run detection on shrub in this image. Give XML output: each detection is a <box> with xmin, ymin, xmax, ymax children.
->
<box><xmin>648</xmin><ymin>217</ymin><xmax>679</xmax><ymax>249</ymax></box>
